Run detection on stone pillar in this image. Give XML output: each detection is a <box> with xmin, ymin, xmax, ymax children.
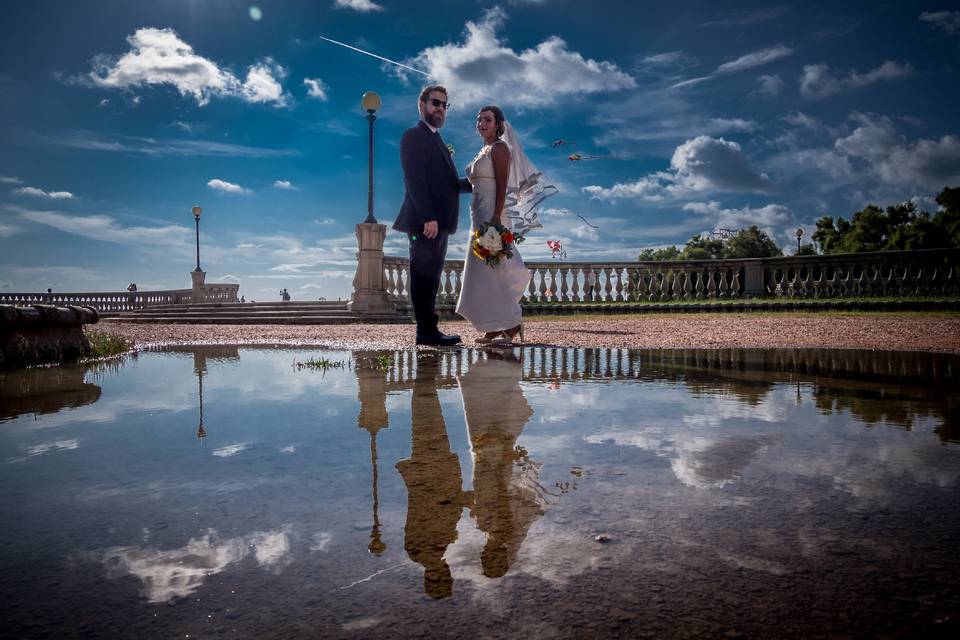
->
<box><xmin>191</xmin><ymin>270</ymin><xmax>206</xmax><ymax>303</ymax></box>
<box><xmin>348</xmin><ymin>222</ymin><xmax>395</xmax><ymax>315</ymax></box>
<box><xmin>743</xmin><ymin>261</ymin><xmax>766</xmax><ymax>298</ymax></box>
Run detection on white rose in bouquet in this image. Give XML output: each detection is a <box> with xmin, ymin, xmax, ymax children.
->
<box><xmin>479</xmin><ymin>226</ymin><xmax>503</xmax><ymax>252</ymax></box>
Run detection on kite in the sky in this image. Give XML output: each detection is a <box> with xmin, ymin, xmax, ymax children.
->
<box><xmin>551</xmin><ymin>139</ymin><xmax>575</xmax><ymax>148</ymax></box>
<box><xmin>568</xmin><ymin>153</ymin><xmax>623</xmax><ymax>162</ymax></box>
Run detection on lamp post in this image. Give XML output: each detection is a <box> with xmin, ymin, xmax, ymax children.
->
<box><xmin>796</xmin><ymin>227</ymin><xmax>804</xmax><ymax>254</ymax></box>
<box><xmin>361</xmin><ymin>91</ymin><xmax>381</xmax><ymax>224</ymax></box>
<box><xmin>192</xmin><ymin>205</ymin><xmax>202</xmax><ymax>272</ymax></box>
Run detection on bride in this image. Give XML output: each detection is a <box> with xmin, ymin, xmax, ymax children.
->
<box><xmin>456</xmin><ymin>106</ymin><xmax>554</xmax><ymax>345</ymax></box>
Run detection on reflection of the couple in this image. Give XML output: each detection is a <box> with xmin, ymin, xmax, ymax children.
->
<box><xmin>394</xmin><ymin>351</ymin><xmax>542</xmax><ymax>599</ymax></box>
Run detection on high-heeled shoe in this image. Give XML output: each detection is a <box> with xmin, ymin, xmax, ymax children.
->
<box><xmin>491</xmin><ymin>323</ymin><xmax>524</xmax><ymax>346</ymax></box>
<box><xmin>475</xmin><ymin>331</ymin><xmax>502</xmax><ymax>345</ymax></box>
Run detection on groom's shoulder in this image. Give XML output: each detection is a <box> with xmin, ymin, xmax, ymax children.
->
<box><xmin>403</xmin><ymin>122</ymin><xmax>427</xmax><ymax>137</ymax></box>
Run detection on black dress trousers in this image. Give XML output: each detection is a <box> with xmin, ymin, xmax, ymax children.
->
<box><xmin>408</xmin><ymin>232</ymin><xmax>449</xmax><ymax>336</ymax></box>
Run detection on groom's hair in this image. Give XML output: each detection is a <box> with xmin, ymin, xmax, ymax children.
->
<box><xmin>418</xmin><ymin>85</ymin><xmax>448</xmax><ymax>104</ymax></box>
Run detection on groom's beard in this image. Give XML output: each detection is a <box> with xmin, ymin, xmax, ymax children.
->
<box><xmin>424</xmin><ymin>110</ymin><xmax>445</xmax><ymax>128</ymax></box>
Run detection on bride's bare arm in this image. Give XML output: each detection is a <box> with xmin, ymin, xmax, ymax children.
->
<box><xmin>490</xmin><ymin>141</ymin><xmax>511</xmax><ymax>224</ymax></box>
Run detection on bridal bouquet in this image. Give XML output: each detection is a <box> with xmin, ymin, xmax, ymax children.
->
<box><xmin>472</xmin><ymin>221</ymin><xmax>521</xmax><ymax>267</ymax></box>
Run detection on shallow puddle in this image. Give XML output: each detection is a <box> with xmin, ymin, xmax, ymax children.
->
<box><xmin>1</xmin><ymin>346</ymin><xmax>958</xmax><ymax>639</ymax></box>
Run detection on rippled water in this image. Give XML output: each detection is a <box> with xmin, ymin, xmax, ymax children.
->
<box><xmin>1</xmin><ymin>346</ymin><xmax>958</xmax><ymax>639</ymax></box>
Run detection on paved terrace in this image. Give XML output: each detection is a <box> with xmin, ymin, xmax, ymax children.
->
<box><xmin>97</xmin><ymin>312</ymin><xmax>960</xmax><ymax>354</ymax></box>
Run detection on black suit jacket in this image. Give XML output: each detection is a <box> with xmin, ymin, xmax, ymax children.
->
<box><xmin>393</xmin><ymin>121</ymin><xmax>471</xmax><ymax>235</ymax></box>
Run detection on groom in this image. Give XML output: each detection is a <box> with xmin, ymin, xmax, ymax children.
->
<box><xmin>394</xmin><ymin>85</ymin><xmax>471</xmax><ymax>346</ymax></box>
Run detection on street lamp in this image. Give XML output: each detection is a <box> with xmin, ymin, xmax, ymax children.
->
<box><xmin>192</xmin><ymin>205</ymin><xmax>203</xmax><ymax>272</ymax></box>
<box><xmin>361</xmin><ymin>91</ymin><xmax>381</xmax><ymax>224</ymax></box>
<box><xmin>796</xmin><ymin>227</ymin><xmax>804</xmax><ymax>254</ymax></box>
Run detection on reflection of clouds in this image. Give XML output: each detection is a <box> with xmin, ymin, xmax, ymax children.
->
<box><xmin>309</xmin><ymin>531</ymin><xmax>333</xmax><ymax>552</ymax></box>
<box><xmin>101</xmin><ymin>526</ymin><xmax>291</xmax><ymax>603</ymax></box>
<box><xmin>559</xmin><ymin>381</ymin><xmax>958</xmax><ymax>498</ymax></box>
<box><xmin>670</xmin><ymin>436</ymin><xmax>770</xmax><ymax>489</ymax></box>
<box><xmin>212</xmin><ymin>442</ymin><xmax>248</xmax><ymax>457</ymax></box>
<box><xmin>279</xmin><ymin>445</ymin><xmax>296</xmax><ymax>453</ymax></box>
<box><xmin>12</xmin><ymin>438</ymin><xmax>79</xmax><ymax>463</ymax></box>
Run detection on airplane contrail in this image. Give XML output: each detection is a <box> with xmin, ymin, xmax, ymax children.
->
<box><xmin>316</xmin><ymin>35</ymin><xmax>431</xmax><ymax>78</ymax></box>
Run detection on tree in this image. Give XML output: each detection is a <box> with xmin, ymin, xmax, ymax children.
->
<box><xmin>679</xmin><ymin>234</ymin><xmax>725</xmax><ymax>260</ymax></box>
<box><xmin>637</xmin><ymin>246</ymin><xmax>681</xmax><ymax>261</ymax></box>
<box><xmin>725</xmin><ymin>226</ymin><xmax>783</xmax><ymax>258</ymax></box>
<box><xmin>797</xmin><ymin>243</ymin><xmax>817</xmax><ymax>256</ymax></box>
<box><xmin>812</xmin><ymin>186</ymin><xmax>960</xmax><ymax>254</ymax></box>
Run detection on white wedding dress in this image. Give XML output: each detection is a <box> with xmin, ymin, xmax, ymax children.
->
<box><xmin>455</xmin><ymin>141</ymin><xmax>531</xmax><ymax>332</ymax></box>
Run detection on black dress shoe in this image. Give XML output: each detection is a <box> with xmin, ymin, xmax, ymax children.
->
<box><xmin>416</xmin><ymin>332</ymin><xmax>461</xmax><ymax>346</ymax></box>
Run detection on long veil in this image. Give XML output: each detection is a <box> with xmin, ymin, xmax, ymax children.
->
<box><xmin>501</xmin><ymin>121</ymin><xmax>558</xmax><ymax>238</ymax></box>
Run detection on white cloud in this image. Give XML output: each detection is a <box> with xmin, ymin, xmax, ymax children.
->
<box><xmin>0</xmin><ymin>223</ymin><xmax>18</xmax><ymax>237</ymax></box>
<box><xmin>755</xmin><ymin>74</ymin><xmax>784</xmax><ymax>97</ymax></box>
<box><xmin>0</xmin><ymin>176</ymin><xmax>22</xmax><ymax>184</ymax></box>
<box><xmin>670</xmin><ymin>45</ymin><xmax>793</xmax><ymax>90</ymax></box>
<box><xmin>240</xmin><ymin>58</ymin><xmax>288</xmax><ymax>106</ymax></box>
<box><xmin>715</xmin><ymin>45</ymin><xmax>793</xmax><ymax>75</ymax></box>
<box><xmin>39</xmin><ymin>130</ymin><xmax>296</xmax><ymax>158</ymax></box>
<box><xmin>682</xmin><ymin>201</ymin><xmax>793</xmax><ymax>236</ymax></box>
<box><xmin>638</xmin><ymin>51</ymin><xmax>698</xmax><ymax>72</ymax></box>
<box><xmin>333</xmin><ymin>0</ymin><xmax>384</xmax><ymax>11</ymax></box>
<box><xmin>303</xmin><ymin>77</ymin><xmax>329</xmax><ymax>100</ymax></box>
<box><xmin>87</xmin><ymin>27</ymin><xmax>288</xmax><ymax>106</ymax></box>
<box><xmin>207</xmin><ymin>178</ymin><xmax>249</xmax><ymax>194</ymax></box>
<box><xmin>583</xmin><ymin>135</ymin><xmax>774</xmax><ymax>201</ymax></box>
<box><xmin>98</xmin><ymin>98</ymin><xmax>110</xmax><ymax>107</ymax></box>
<box><xmin>799</xmin><ymin>61</ymin><xmax>912</xmax><ymax>99</ymax></box>
<box><xmin>273</xmin><ymin>179</ymin><xmax>296</xmax><ymax>189</ymax></box>
<box><xmin>8</xmin><ymin>204</ymin><xmax>190</xmax><ymax>245</ymax></box>
<box><xmin>835</xmin><ymin>113</ymin><xmax>960</xmax><ymax>190</ymax></box>
<box><xmin>699</xmin><ymin>6</ymin><xmax>790</xmax><ymax>28</ymax></box>
<box><xmin>313</xmin><ymin>217</ymin><xmax>336</xmax><ymax>225</ymax></box>
<box><xmin>13</xmin><ymin>186</ymin><xmax>75</xmax><ymax>199</ymax></box>
<box><xmin>919</xmin><ymin>10</ymin><xmax>960</xmax><ymax>35</ymax></box>
<box><xmin>407</xmin><ymin>8</ymin><xmax>635</xmax><ymax>107</ymax></box>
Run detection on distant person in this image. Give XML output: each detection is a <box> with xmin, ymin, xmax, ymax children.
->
<box><xmin>280</xmin><ymin>288</ymin><xmax>291</xmax><ymax>302</ymax></box>
<box><xmin>240</xmin><ymin>295</ymin><xmax>245</xmax><ymax>303</ymax></box>
<box><xmin>126</xmin><ymin>283</ymin><xmax>137</xmax><ymax>292</ymax></box>
<box><xmin>584</xmin><ymin>270</ymin><xmax>596</xmax><ymax>301</ymax></box>
<box><xmin>46</xmin><ymin>288</ymin><xmax>52</xmax><ymax>294</ymax></box>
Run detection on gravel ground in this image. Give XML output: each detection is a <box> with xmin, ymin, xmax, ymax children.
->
<box><xmin>98</xmin><ymin>312</ymin><xmax>960</xmax><ymax>354</ymax></box>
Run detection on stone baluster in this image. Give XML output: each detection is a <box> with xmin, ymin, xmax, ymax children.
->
<box><xmin>571</xmin><ymin>267</ymin><xmax>582</xmax><ymax>302</ymax></box>
<box><xmin>730</xmin><ymin>268</ymin><xmax>741</xmax><ymax>297</ymax></box>
<box><xmin>559</xmin><ymin>265</ymin><xmax>571</xmax><ymax>301</ymax></box>
<box><xmin>537</xmin><ymin>267</ymin><xmax>548</xmax><ymax>301</ymax></box>
<box><xmin>716</xmin><ymin>268</ymin><xmax>729</xmax><ymax>298</ymax></box>
<box><xmin>600</xmin><ymin>267</ymin><xmax>612</xmax><ymax>301</ymax></box>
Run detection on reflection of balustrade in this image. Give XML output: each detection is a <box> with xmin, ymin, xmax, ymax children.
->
<box><xmin>0</xmin><ymin>284</ymin><xmax>239</xmax><ymax>312</ymax></box>
<box><xmin>365</xmin><ymin>346</ymin><xmax>960</xmax><ymax>390</ymax></box>
<box><xmin>381</xmin><ymin>248</ymin><xmax>960</xmax><ymax>305</ymax></box>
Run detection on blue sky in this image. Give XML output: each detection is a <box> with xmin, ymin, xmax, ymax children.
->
<box><xmin>2</xmin><ymin>0</ymin><xmax>959</xmax><ymax>301</ymax></box>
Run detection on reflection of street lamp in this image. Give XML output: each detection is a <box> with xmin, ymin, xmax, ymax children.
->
<box><xmin>361</xmin><ymin>91</ymin><xmax>381</xmax><ymax>224</ymax></box>
<box><xmin>196</xmin><ymin>369</ymin><xmax>206</xmax><ymax>440</ymax></box>
<box><xmin>796</xmin><ymin>227</ymin><xmax>804</xmax><ymax>254</ymax></box>
<box><xmin>192</xmin><ymin>205</ymin><xmax>203</xmax><ymax>272</ymax></box>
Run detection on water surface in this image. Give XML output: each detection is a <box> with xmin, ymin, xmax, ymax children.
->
<box><xmin>1</xmin><ymin>346</ymin><xmax>958</xmax><ymax>639</ymax></box>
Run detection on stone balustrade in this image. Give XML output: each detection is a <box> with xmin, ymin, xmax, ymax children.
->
<box><xmin>383</xmin><ymin>248</ymin><xmax>959</xmax><ymax>306</ymax></box>
<box><xmin>0</xmin><ymin>283</ymin><xmax>239</xmax><ymax>312</ymax></box>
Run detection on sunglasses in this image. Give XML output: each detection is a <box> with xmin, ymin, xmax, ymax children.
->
<box><xmin>424</xmin><ymin>98</ymin><xmax>450</xmax><ymax>110</ymax></box>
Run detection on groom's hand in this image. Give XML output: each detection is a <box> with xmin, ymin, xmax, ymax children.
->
<box><xmin>423</xmin><ymin>220</ymin><xmax>438</xmax><ymax>239</ymax></box>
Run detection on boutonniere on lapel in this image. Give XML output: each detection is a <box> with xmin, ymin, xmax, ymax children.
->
<box><xmin>446</xmin><ymin>143</ymin><xmax>455</xmax><ymax>156</ymax></box>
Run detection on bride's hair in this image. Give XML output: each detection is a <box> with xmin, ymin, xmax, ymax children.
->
<box><xmin>478</xmin><ymin>105</ymin><xmax>506</xmax><ymax>138</ymax></box>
